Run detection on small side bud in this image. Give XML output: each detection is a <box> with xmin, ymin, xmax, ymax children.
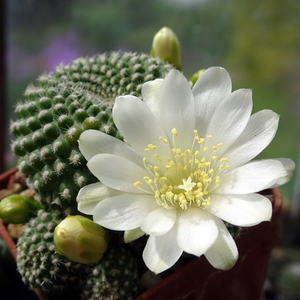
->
<box><xmin>190</xmin><ymin>69</ymin><xmax>206</xmax><ymax>86</ymax></box>
<box><xmin>54</xmin><ymin>215</ymin><xmax>108</xmax><ymax>264</ymax></box>
<box><xmin>151</xmin><ymin>27</ymin><xmax>183</xmax><ymax>71</ymax></box>
<box><xmin>0</xmin><ymin>194</ymin><xmax>42</xmax><ymax>224</ymax></box>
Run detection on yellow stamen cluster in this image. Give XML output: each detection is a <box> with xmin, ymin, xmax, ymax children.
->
<box><xmin>134</xmin><ymin>129</ymin><xmax>230</xmax><ymax>211</ymax></box>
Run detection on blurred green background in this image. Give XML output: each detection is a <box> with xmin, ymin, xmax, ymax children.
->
<box><xmin>7</xmin><ymin>0</ymin><xmax>300</xmax><ymax>202</ymax></box>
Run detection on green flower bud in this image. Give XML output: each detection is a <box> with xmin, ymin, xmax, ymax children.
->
<box><xmin>151</xmin><ymin>27</ymin><xmax>183</xmax><ymax>71</ymax></box>
<box><xmin>0</xmin><ymin>194</ymin><xmax>43</xmax><ymax>224</ymax></box>
<box><xmin>54</xmin><ymin>215</ymin><xmax>108</xmax><ymax>264</ymax></box>
<box><xmin>190</xmin><ymin>69</ymin><xmax>206</xmax><ymax>86</ymax></box>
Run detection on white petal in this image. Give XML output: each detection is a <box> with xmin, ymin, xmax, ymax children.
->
<box><xmin>143</xmin><ymin>224</ymin><xmax>182</xmax><ymax>274</ymax></box>
<box><xmin>78</xmin><ymin>129</ymin><xmax>143</xmax><ymax>167</ymax></box>
<box><xmin>204</xmin><ymin>89</ymin><xmax>253</xmax><ymax>151</ymax></box>
<box><xmin>270</xmin><ymin>158</ymin><xmax>295</xmax><ymax>187</ymax></box>
<box><xmin>76</xmin><ymin>182</ymin><xmax>123</xmax><ymax>215</ymax></box>
<box><xmin>224</xmin><ymin>110</ymin><xmax>279</xmax><ymax>168</ymax></box>
<box><xmin>193</xmin><ymin>67</ymin><xmax>232</xmax><ymax>137</ymax></box>
<box><xmin>204</xmin><ymin>218</ymin><xmax>238</xmax><ymax>270</ymax></box>
<box><xmin>141</xmin><ymin>207</ymin><xmax>177</xmax><ymax>236</ymax></box>
<box><xmin>275</xmin><ymin>157</ymin><xmax>296</xmax><ymax>173</ymax></box>
<box><xmin>158</xmin><ymin>69</ymin><xmax>195</xmax><ymax>149</ymax></box>
<box><xmin>113</xmin><ymin>96</ymin><xmax>170</xmax><ymax>160</ymax></box>
<box><xmin>87</xmin><ymin>153</ymin><xmax>152</xmax><ymax>194</ymax></box>
<box><xmin>207</xmin><ymin>193</ymin><xmax>272</xmax><ymax>227</ymax></box>
<box><xmin>177</xmin><ymin>208</ymin><xmax>219</xmax><ymax>256</ymax></box>
<box><xmin>93</xmin><ymin>194</ymin><xmax>157</xmax><ymax>230</ymax></box>
<box><xmin>124</xmin><ymin>228</ymin><xmax>145</xmax><ymax>243</ymax></box>
<box><xmin>215</xmin><ymin>159</ymin><xmax>289</xmax><ymax>194</ymax></box>
<box><xmin>142</xmin><ymin>79</ymin><xmax>164</xmax><ymax>118</ymax></box>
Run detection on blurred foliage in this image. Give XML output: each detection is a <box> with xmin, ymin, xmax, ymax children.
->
<box><xmin>225</xmin><ymin>0</ymin><xmax>300</xmax><ymax>199</ymax></box>
<box><xmin>8</xmin><ymin>0</ymin><xmax>233</xmax><ymax>75</ymax></box>
<box><xmin>8</xmin><ymin>0</ymin><xmax>75</xmax><ymax>51</ymax></box>
<box><xmin>227</xmin><ymin>0</ymin><xmax>300</xmax><ymax>87</ymax></box>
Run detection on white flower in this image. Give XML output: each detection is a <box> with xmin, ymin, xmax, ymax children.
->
<box><xmin>77</xmin><ymin>67</ymin><xmax>294</xmax><ymax>274</ymax></box>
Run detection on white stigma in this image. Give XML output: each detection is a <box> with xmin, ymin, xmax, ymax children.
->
<box><xmin>178</xmin><ymin>177</ymin><xmax>196</xmax><ymax>192</ymax></box>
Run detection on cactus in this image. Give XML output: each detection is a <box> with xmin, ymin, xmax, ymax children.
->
<box><xmin>11</xmin><ymin>51</ymin><xmax>171</xmax><ymax>296</ymax></box>
<box><xmin>17</xmin><ymin>210</ymin><xmax>141</xmax><ymax>298</ymax></box>
<box><xmin>80</xmin><ymin>246</ymin><xmax>140</xmax><ymax>300</ymax></box>
<box><xmin>16</xmin><ymin>209</ymin><xmax>87</xmax><ymax>293</ymax></box>
<box><xmin>10</xmin><ymin>52</ymin><xmax>172</xmax><ymax>214</ymax></box>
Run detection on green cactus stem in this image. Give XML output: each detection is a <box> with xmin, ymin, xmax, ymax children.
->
<box><xmin>10</xmin><ymin>52</ymin><xmax>172</xmax><ymax>215</ymax></box>
<box><xmin>80</xmin><ymin>246</ymin><xmax>140</xmax><ymax>300</ymax></box>
<box><xmin>16</xmin><ymin>209</ymin><xmax>87</xmax><ymax>293</ymax></box>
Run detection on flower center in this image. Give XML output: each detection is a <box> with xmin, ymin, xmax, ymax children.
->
<box><xmin>134</xmin><ymin>128</ymin><xmax>230</xmax><ymax>210</ymax></box>
<box><xmin>178</xmin><ymin>177</ymin><xmax>196</xmax><ymax>192</ymax></box>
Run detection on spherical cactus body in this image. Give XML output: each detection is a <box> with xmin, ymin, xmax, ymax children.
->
<box><xmin>10</xmin><ymin>52</ymin><xmax>172</xmax><ymax>214</ymax></box>
<box><xmin>16</xmin><ymin>209</ymin><xmax>86</xmax><ymax>293</ymax></box>
<box><xmin>81</xmin><ymin>246</ymin><xmax>140</xmax><ymax>300</ymax></box>
<box><xmin>12</xmin><ymin>52</ymin><xmax>171</xmax><ymax>297</ymax></box>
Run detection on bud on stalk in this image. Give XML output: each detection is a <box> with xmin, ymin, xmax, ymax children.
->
<box><xmin>54</xmin><ymin>215</ymin><xmax>108</xmax><ymax>264</ymax></box>
<box><xmin>0</xmin><ymin>194</ymin><xmax>42</xmax><ymax>224</ymax></box>
<box><xmin>151</xmin><ymin>27</ymin><xmax>183</xmax><ymax>71</ymax></box>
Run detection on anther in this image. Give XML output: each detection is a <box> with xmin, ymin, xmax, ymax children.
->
<box><xmin>133</xmin><ymin>181</ymin><xmax>142</xmax><ymax>187</ymax></box>
<box><xmin>171</xmin><ymin>128</ymin><xmax>178</xmax><ymax>136</ymax></box>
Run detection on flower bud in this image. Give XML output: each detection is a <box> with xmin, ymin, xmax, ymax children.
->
<box><xmin>151</xmin><ymin>27</ymin><xmax>183</xmax><ymax>71</ymax></box>
<box><xmin>0</xmin><ymin>194</ymin><xmax>42</xmax><ymax>224</ymax></box>
<box><xmin>54</xmin><ymin>215</ymin><xmax>108</xmax><ymax>264</ymax></box>
<box><xmin>190</xmin><ymin>69</ymin><xmax>206</xmax><ymax>86</ymax></box>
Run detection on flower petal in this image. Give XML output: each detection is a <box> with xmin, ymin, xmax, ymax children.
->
<box><xmin>193</xmin><ymin>67</ymin><xmax>232</xmax><ymax>137</ymax></box>
<box><xmin>76</xmin><ymin>182</ymin><xmax>123</xmax><ymax>215</ymax></box>
<box><xmin>215</xmin><ymin>159</ymin><xmax>289</xmax><ymax>194</ymax></box>
<box><xmin>158</xmin><ymin>69</ymin><xmax>195</xmax><ymax>149</ymax></box>
<box><xmin>78</xmin><ymin>129</ymin><xmax>143</xmax><ymax>167</ymax></box>
<box><xmin>87</xmin><ymin>153</ymin><xmax>152</xmax><ymax>194</ymax></box>
<box><xmin>142</xmin><ymin>78</ymin><xmax>164</xmax><ymax>118</ymax></box>
<box><xmin>224</xmin><ymin>110</ymin><xmax>279</xmax><ymax>168</ymax></box>
<box><xmin>141</xmin><ymin>207</ymin><xmax>177</xmax><ymax>236</ymax></box>
<box><xmin>204</xmin><ymin>217</ymin><xmax>238</xmax><ymax>270</ymax></box>
<box><xmin>270</xmin><ymin>158</ymin><xmax>295</xmax><ymax>187</ymax></box>
<box><xmin>124</xmin><ymin>228</ymin><xmax>145</xmax><ymax>243</ymax></box>
<box><xmin>143</xmin><ymin>224</ymin><xmax>183</xmax><ymax>274</ymax></box>
<box><xmin>93</xmin><ymin>194</ymin><xmax>157</xmax><ymax>230</ymax></box>
<box><xmin>204</xmin><ymin>89</ymin><xmax>253</xmax><ymax>151</ymax></box>
<box><xmin>207</xmin><ymin>193</ymin><xmax>272</xmax><ymax>227</ymax></box>
<box><xmin>177</xmin><ymin>208</ymin><xmax>219</xmax><ymax>256</ymax></box>
<box><xmin>113</xmin><ymin>95</ymin><xmax>170</xmax><ymax>160</ymax></box>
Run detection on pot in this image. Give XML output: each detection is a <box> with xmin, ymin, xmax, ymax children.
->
<box><xmin>137</xmin><ymin>188</ymin><xmax>281</xmax><ymax>300</ymax></box>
